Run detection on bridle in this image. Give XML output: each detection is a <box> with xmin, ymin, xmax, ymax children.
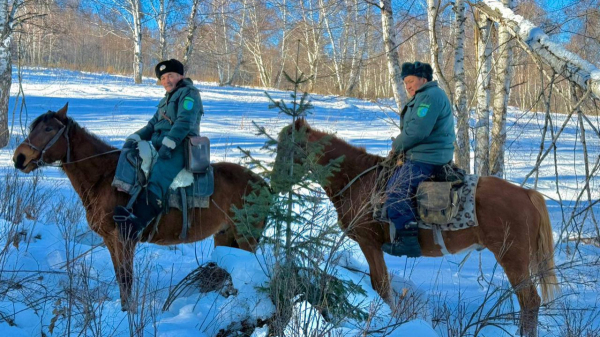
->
<box><xmin>24</xmin><ymin>115</ymin><xmax>120</xmax><ymax>168</ymax></box>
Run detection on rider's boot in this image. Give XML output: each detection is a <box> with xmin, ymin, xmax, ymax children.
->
<box><xmin>113</xmin><ymin>191</ymin><xmax>162</xmax><ymax>243</ymax></box>
<box><xmin>381</xmin><ymin>221</ymin><xmax>421</xmax><ymax>258</ymax></box>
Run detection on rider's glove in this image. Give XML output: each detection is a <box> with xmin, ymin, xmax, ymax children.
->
<box><xmin>158</xmin><ymin>146</ymin><xmax>172</xmax><ymax>159</ymax></box>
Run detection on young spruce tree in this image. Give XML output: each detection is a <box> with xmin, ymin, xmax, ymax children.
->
<box><xmin>232</xmin><ymin>70</ymin><xmax>367</xmax><ymax>334</ymax></box>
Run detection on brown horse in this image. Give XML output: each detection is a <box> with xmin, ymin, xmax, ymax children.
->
<box><xmin>12</xmin><ymin>104</ymin><xmax>266</xmax><ymax>311</ymax></box>
<box><xmin>275</xmin><ymin>119</ymin><xmax>558</xmax><ymax>337</ymax></box>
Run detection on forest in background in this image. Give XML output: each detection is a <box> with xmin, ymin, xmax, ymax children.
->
<box><xmin>8</xmin><ymin>0</ymin><xmax>600</xmax><ymax>104</ymax></box>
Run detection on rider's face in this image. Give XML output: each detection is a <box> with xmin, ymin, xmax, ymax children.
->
<box><xmin>160</xmin><ymin>72</ymin><xmax>184</xmax><ymax>93</ymax></box>
<box><xmin>403</xmin><ymin>75</ymin><xmax>428</xmax><ymax>98</ymax></box>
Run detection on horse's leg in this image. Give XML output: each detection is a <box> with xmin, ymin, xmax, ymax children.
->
<box><xmin>232</xmin><ymin>224</ymin><xmax>259</xmax><ymax>252</ymax></box>
<box><xmin>494</xmin><ymin>251</ymin><xmax>541</xmax><ymax>337</ymax></box>
<box><xmin>104</xmin><ymin>235</ymin><xmax>136</xmax><ymax>311</ymax></box>
<box><xmin>358</xmin><ymin>241</ymin><xmax>392</xmax><ymax>303</ymax></box>
<box><xmin>214</xmin><ymin>227</ymin><xmax>238</xmax><ymax>249</ymax></box>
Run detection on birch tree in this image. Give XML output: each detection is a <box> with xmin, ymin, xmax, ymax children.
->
<box><xmin>150</xmin><ymin>0</ymin><xmax>169</xmax><ymax>62</ymax></box>
<box><xmin>243</xmin><ymin>0</ymin><xmax>272</xmax><ymax>87</ymax></box>
<box><xmin>378</xmin><ymin>0</ymin><xmax>407</xmax><ymax>111</ymax></box>
<box><xmin>214</xmin><ymin>0</ymin><xmax>245</xmax><ymax>86</ymax></box>
<box><xmin>0</xmin><ymin>0</ymin><xmax>23</xmax><ymax>148</ymax></box>
<box><xmin>473</xmin><ymin>0</ymin><xmax>600</xmax><ymax>100</ymax></box>
<box><xmin>426</xmin><ymin>0</ymin><xmax>450</xmax><ymax>93</ymax></box>
<box><xmin>130</xmin><ymin>0</ymin><xmax>143</xmax><ymax>84</ymax></box>
<box><xmin>273</xmin><ymin>0</ymin><xmax>288</xmax><ymax>88</ymax></box>
<box><xmin>345</xmin><ymin>0</ymin><xmax>370</xmax><ymax>96</ymax></box>
<box><xmin>97</xmin><ymin>0</ymin><xmax>144</xmax><ymax>83</ymax></box>
<box><xmin>299</xmin><ymin>0</ymin><xmax>324</xmax><ymax>91</ymax></box>
<box><xmin>489</xmin><ymin>0</ymin><xmax>513</xmax><ymax>177</ymax></box>
<box><xmin>181</xmin><ymin>0</ymin><xmax>201</xmax><ymax>72</ymax></box>
<box><xmin>319</xmin><ymin>0</ymin><xmax>343</xmax><ymax>92</ymax></box>
<box><xmin>474</xmin><ymin>10</ymin><xmax>492</xmax><ymax>176</ymax></box>
<box><xmin>452</xmin><ymin>0</ymin><xmax>469</xmax><ymax>172</ymax></box>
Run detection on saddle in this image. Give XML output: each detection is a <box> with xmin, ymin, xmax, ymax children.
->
<box><xmin>372</xmin><ymin>162</ymin><xmax>469</xmax><ymax>227</ymax></box>
<box><xmin>111</xmin><ymin>141</ymin><xmax>214</xmax><ymax>240</ymax></box>
<box><xmin>416</xmin><ymin>164</ymin><xmax>466</xmax><ymax>225</ymax></box>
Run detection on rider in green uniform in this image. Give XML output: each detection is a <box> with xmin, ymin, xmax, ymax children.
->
<box><xmin>382</xmin><ymin>61</ymin><xmax>455</xmax><ymax>257</ymax></box>
<box><xmin>114</xmin><ymin>59</ymin><xmax>203</xmax><ymax>242</ymax></box>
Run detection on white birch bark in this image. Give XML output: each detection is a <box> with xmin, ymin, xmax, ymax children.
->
<box><xmin>319</xmin><ymin>0</ymin><xmax>343</xmax><ymax>92</ymax></box>
<box><xmin>0</xmin><ymin>0</ymin><xmax>23</xmax><ymax>147</ymax></box>
<box><xmin>156</xmin><ymin>0</ymin><xmax>168</xmax><ymax>61</ymax></box>
<box><xmin>345</xmin><ymin>0</ymin><xmax>369</xmax><ymax>96</ymax></box>
<box><xmin>474</xmin><ymin>11</ymin><xmax>492</xmax><ymax>176</ymax></box>
<box><xmin>453</xmin><ymin>0</ymin><xmax>469</xmax><ymax>172</ymax></box>
<box><xmin>243</xmin><ymin>0</ymin><xmax>270</xmax><ymax>87</ymax></box>
<box><xmin>274</xmin><ymin>0</ymin><xmax>287</xmax><ymax>88</ymax></box>
<box><xmin>182</xmin><ymin>0</ymin><xmax>201</xmax><ymax>73</ymax></box>
<box><xmin>427</xmin><ymin>0</ymin><xmax>450</xmax><ymax>93</ymax></box>
<box><xmin>474</xmin><ymin>0</ymin><xmax>600</xmax><ymax>100</ymax></box>
<box><xmin>379</xmin><ymin>0</ymin><xmax>407</xmax><ymax>111</ymax></box>
<box><xmin>130</xmin><ymin>0</ymin><xmax>143</xmax><ymax>84</ymax></box>
<box><xmin>300</xmin><ymin>0</ymin><xmax>323</xmax><ymax>90</ymax></box>
<box><xmin>489</xmin><ymin>0</ymin><xmax>513</xmax><ymax>177</ymax></box>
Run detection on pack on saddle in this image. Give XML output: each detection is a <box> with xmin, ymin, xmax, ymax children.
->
<box><xmin>112</xmin><ymin>136</ymin><xmax>213</xmax><ymax>242</ymax></box>
<box><xmin>374</xmin><ymin>161</ymin><xmax>479</xmax><ymax>255</ymax></box>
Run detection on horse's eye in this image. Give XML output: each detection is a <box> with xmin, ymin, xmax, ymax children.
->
<box><xmin>45</xmin><ymin>126</ymin><xmax>53</xmax><ymax>132</ymax></box>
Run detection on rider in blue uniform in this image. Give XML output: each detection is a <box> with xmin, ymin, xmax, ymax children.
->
<box><xmin>382</xmin><ymin>61</ymin><xmax>455</xmax><ymax>257</ymax></box>
<box><xmin>114</xmin><ymin>59</ymin><xmax>203</xmax><ymax>242</ymax></box>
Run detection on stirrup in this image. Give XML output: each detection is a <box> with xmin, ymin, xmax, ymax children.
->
<box><xmin>113</xmin><ymin>206</ymin><xmax>134</xmax><ymax>223</ymax></box>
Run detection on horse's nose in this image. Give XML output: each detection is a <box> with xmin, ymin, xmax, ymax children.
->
<box><xmin>14</xmin><ymin>153</ymin><xmax>25</xmax><ymax>170</ymax></box>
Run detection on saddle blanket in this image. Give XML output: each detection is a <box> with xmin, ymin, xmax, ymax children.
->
<box><xmin>417</xmin><ymin>174</ymin><xmax>479</xmax><ymax>231</ymax></box>
<box><xmin>112</xmin><ymin>141</ymin><xmax>213</xmax><ymax>210</ymax></box>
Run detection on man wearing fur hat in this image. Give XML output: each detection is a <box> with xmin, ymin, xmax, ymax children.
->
<box><xmin>382</xmin><ymin>61</ymin><xmax>455</xmax><ymax>258</ymax></box>
<box><xmin>114</xmin><ymin>59</ymin><xmax>204</xmax><ymax>242</ymax></box>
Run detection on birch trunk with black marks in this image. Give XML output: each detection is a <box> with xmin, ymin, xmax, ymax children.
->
<box><xmin>0</xmin><ymin>0</ymin><xmax>22</xmax><ymax>148</ymax></box>
<box><xmin>182</xmin><ymin>0</ymin><xmax>201</xmax><ymax>72</ymax></box>
<box><xmin>131</xmin><ymin>0</ymin><xmax>143</xmax><ymax>84</ymax></box>
<box><xmin>274</xmin><ymin>0</ymin><xmax>287</xmax><ymax>88</ymax></box>
<box><xmin>379</xmin><ymin>0</ymin><xmax>406</xmax><ymax>111</ymax></box>
<box><xmin>489</xmin><ymin>0</ymin><xmax>513</xmax><ymax>177</ymax></box>
<box><xmin>156</xmin><ymin>0</ymin><xmax>168</xmax><ymax>61</ymax></box>
<box><xmin>300</xmin><ymin>0</ymin><xmax>323</xmax><ymax>91</ymax></box>
<box><xmin>453</xmin><ymin>0</ymin><xmax>469</xmax><ymax>172</ymax></box>
<box><xmin>244</xmin><ymin>0</ymin><xmax>270</xmax><ymax>87</ymax></box>
<box><xmin>345</xmin><ymin>0</ymin><xmax>369</xmax><ymax>96</ymax></box>
<box><xmin>319</xmin><ymin>0</ymin><xmax>343</xmax><ymax>92</ymax></box>
<box><xmin>474</xmin><ymin>11</ymin><xmax>492</xmax><ymax>176</ymax></box>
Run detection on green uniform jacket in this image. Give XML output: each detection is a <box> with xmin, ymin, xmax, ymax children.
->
<box><xmin>129</xmin><ymin>78</ymin><xmax>203</xmax><ymax>150</ymax></box>
<box><xmin>392</xmin><ymin>81</ymin><xmax>455</xmax><ymax>165</ymax></box>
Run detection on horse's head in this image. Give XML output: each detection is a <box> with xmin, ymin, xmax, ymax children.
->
<box><xmin>271</xmin><ymin>118</ymin><xmax>313</xmax><ymax>193</ymax></box>
<box><xmin>13</xmin><ymin>103</ymin><xmax>72</xmax><ymax>173</ymax></box>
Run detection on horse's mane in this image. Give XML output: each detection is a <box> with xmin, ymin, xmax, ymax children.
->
<box><xmin>30</xmin><ymin>111</ymin><xmax>116</xmax><ymax>150</ymax></box>
<box><xmin>294</xmin><ymin>119</ymin><xmax>384</xmax><ymax>166</ymax></box>
<box><xmin>29</xmin><ymin>111</ymin><xmax>59</xmax><ymax>132</ymax></box>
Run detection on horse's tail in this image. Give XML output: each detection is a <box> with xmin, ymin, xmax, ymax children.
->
<box><xmin>528</xmin><ymin>189</ymin><xmax>559</xmax><ymax>303</ymax></box>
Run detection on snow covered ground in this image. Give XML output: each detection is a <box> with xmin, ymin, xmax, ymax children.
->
<box><xmin>0</xmin><ymin>68</ymin><xmax>598</xmax><ymax>336</ymax></box>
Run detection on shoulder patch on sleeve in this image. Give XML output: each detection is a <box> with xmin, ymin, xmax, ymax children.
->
<box><xmin>417</xmin><ymin>103</ymin><xmax>430</xmax><ymax>117</ymax></box>
<box><xmin>183</xmin><ymin>97</ymin><xmax>195</xmax><ymax>111</ymax></box>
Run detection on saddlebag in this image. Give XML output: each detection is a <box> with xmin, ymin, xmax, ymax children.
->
<box><xmin>185</xmin><ymin>136</ymin><xmax>210</xmax><ymax>174</ymax></box>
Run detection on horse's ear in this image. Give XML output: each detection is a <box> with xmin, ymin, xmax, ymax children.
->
<box><xmin>56</xmin><ymin>103</ymin><xmax>69</xmax><ymax>120</ymax></box>
<box><xmin>294</xmin><ymin>117</ymin><xmax>309</xmax><ymax>131</ymax></box>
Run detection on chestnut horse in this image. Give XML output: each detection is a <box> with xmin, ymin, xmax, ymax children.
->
<box><xmin>13</xmin><ymin>104</ymin><xmax>266</xmax><ymax>311</ymax></box>
<box><xmin>275</xmin><ymin>119</ymin><xmax>558</xmax><ymax>337</ymax></box>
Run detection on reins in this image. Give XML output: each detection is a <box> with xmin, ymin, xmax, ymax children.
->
<box><xmin>333</xmin><ymin>164</ymin><xmax>379</xmax><ymax>198</ymax></box>
<box><xmin>331</xmin><ymin>154</ymin><xmax>400</xmax><ymax>198</ymax></box>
